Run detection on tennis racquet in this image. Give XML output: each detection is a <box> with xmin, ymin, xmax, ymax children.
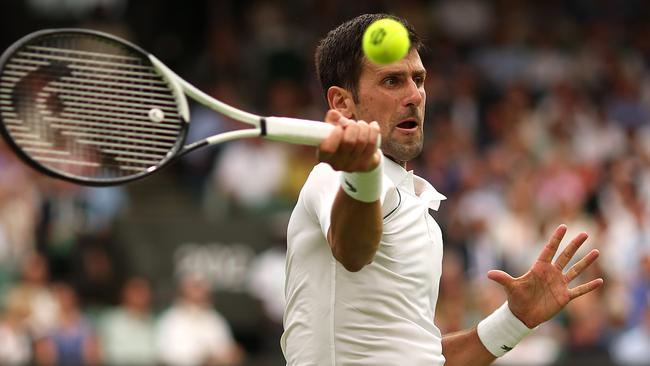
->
<box><xmin>0</xmin><ymin>28</ymin><xmax>339</xmax><ymax>186</ymax></box>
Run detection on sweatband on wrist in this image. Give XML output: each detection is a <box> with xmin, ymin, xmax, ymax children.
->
<box><xmin>477</xmin><ymin>302</ymin><xmax>534</xmax><ymax>357</ymax></box>
<box><xmin>340</xmin><ymin>156</ymin><xmax>383</xmax><ymax>203</ymax></box>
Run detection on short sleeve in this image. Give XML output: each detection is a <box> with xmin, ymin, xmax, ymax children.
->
<box><xmin>300</xmin><ymin>162</ymin><xmax>396</xmax><ymax>237</ymax></box>
<box><xmin>301</xmin><ymin>163</ymin><xmax>340</xmax><ymax>237</ymax></box>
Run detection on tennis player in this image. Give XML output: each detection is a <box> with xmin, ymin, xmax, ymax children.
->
<box><xmin>281</xmin><ymin>13</ymin><xmax>603</xmax><ymax>365</ymax></box>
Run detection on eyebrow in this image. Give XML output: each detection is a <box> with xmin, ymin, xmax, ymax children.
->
<box><xmin>377</xmin><ymin>69</ymin><xmax>427</xmax><ymax>79</ymax></box>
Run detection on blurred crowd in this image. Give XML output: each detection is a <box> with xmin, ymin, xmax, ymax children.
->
<box><xmin>2</xmin><ymin>0</ymin><xmax>650</xmax><ymax>365</ymax></box>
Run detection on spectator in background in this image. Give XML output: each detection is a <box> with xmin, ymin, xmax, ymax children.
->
<box><xmin>208</xmin><ymin>139</ymin><xmax>290</xmax><ymax>214</ymax></box>
<box><xmin>433</xmin><ymin>0</ymin><xmax>493</xmax><ymax>47</ymax></box>
<box><xmin>70</xmin><ymin>235</ymin><xmax>123</xmax><ymax>309</ymax></box>
<box><xmin>99</xmin><ymin>277</ymin><xmax>157</xmax><ymax>365</ymax></box>
<box><xmin>35</xmin><ymin>181</ymin><xmax>87</xmax><ymax>279</ymax></box>
<box><xmin>156</xmin><ymin>274</ymin><xmax>243</xmax><ymax>366</ymax></box>
<box><xmin>605</xmin><ymin>59</ymin><xmax>649</xmax><ymax>131</ymax></box>
<box><xmin>179</xmin><ymin>79</ymin><xmax>243</xmax><ymax>200</ymax></box>
<box><xmin>266</xmin><ymin>78</ymin><xmax>322</xmax><ymax>207</ymax></box>
<box><xmin>0</xmin><ymin>139</ymin><xmax>39</xmax><ymax>283</ymax></box>
<box><xmin>561</xmin><ymin>291</ymin><xmax>612</xmax><ymax>365</ymax></box>
<box><xmin>35</xmin><ymin>181</ymin><xmax>127</xmax><ymax>282</ymax></box>
<box><xmin>34</xmin><ymin>283</ymin><xmax>101</xmax><ymax>366</ymax></box>
<box><xmin>0</xmin><ymin>293</ymin><xmax>32</xmax><ymax>365</ymax></box>
<box><xmin>4</xmin><ymin>252</ymin><xmax>58</xmax><ymax>340</ymax></box>
<box><xmin>247</xmin><ymin>246</ymin><xmax>285</xmax><ymax>325</ymax></box>
<box><xmin>609</xmin><ymin>245</ymin><xmax>650</xmax><ymax>364</ymax></box>
<box><xmin>204</xmin><ymin>77</ymin><xmax>319</xmax><ymax>216</ymax></box>
<box><xmin>611</xmin><ymin>298</ymin><xmax>650</xmax><ymax>365</ymax></box>
<box><xmin>628</xmin><ymin>248</ymin><xmax>650</xmax><ymax>325</ymax></box>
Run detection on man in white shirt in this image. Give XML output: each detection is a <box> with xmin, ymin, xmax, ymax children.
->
<box><xmin>282</xmin><ymin>13</ymin><xmax>604</xmax><ymax>365</ymax></box>
<box><xmin>156</xmin><ymin>274</ymin><xmax>243</xmax><ymax>365</ymax></box>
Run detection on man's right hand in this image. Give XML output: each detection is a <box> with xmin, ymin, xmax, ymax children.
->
<box><xmin>318</xmin><ymin>109</ymin><xmax>381</xmax><ymax>172</ymax></box>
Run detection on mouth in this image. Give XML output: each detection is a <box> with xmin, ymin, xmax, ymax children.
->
<box><xmin>395</xmin><ymin>119</ymin><xmax>419</xmax><ymax>132</ymax></box>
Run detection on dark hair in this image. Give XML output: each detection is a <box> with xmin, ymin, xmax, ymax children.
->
<box><xmin>315</xmin><ymin>14</ymin><xmax>422</xmax><ymax>102</ymax></box>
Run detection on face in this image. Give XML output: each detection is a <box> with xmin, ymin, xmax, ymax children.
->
<box><xmin>353</xmin><ymin>49</ymin><xmax>426</xmax><ymax>165</ymax></box>
<box><xmin>123</xmin><ymin>278</ymin><xmax>152</xmax><ymax>311</ymax></box>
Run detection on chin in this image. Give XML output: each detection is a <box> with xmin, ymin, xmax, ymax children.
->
<box><xmin>383</xmin><ymin>140</ymin><xmax>423</xmax><ymax>163</ymax></box>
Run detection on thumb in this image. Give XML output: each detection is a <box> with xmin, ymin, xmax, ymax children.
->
<box><xmin>325</xmin><ymin>109</ymin><xmax>352</xmax><ymax>127</ymax></box>
<box><xmin>325</xmin><ymin>109</ymin><xmax>343</xmax><ymax>124</ymax></box>
<box><xmin>487</xmin><ymin>270</ymin><xmax>515</xmax><ymax>289</ymax></box>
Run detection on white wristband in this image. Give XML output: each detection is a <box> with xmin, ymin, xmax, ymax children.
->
<box><xmin>340</xmin><ymin>156</ymin><xmax>383</xmax><ymax>203</ymax></box>
<box><xmin>477</xmin><ymin>302</ymin><xmax>534</xmax><ymax>357</ymax></box>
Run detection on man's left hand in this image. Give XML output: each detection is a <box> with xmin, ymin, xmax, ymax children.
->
<box><xmin>487</xmin><ymin>224</ymin><xmax>604</xmax><ymax>328</ymax></box>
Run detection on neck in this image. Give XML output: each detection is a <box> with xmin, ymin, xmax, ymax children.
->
<box><xmin>384</xmin><ymin>153</ymin><xmax>407</xmax><ymax>169</ymax></box>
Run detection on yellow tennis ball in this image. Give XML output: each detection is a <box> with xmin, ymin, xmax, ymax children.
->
<box><xmin>362</xmin><ymin>18</ymin><xmax>410</xmax><ymax>65</ymax></box>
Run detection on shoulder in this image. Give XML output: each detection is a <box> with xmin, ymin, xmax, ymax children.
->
<box><xmin>305</xmin><ymin>162</ymin><xmax>338</xmax><ymax>185</ymax></box>
<box><xmin>98</xmin><ymin>308</ymin><xmax>122</xmax><ymax>324</ymax></box>
<box><xmin>299</xmin><ymin>163</ymin><xmax>339</xmax><ymax>200</ymax></box>
<box><xmin>157</xmin><ymin>306</ymin><xmax>183</xmax><ymax>324</ymax></box>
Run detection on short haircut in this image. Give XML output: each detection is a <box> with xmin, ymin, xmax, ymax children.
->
<box><xmin>315</xmin><ymin>14</ymin><xmax>423</xmax><ymax>102</ymax></box>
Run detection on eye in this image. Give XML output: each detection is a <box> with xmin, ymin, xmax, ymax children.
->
<box><xmin>413</xmin><ymin>75</ymin><xmax>425</xmax><ymax>87</ymax></box>
<box><xmin>382</xmin><ymin>76</ymin><xmax>400</xmax><ymax>87</ymax></box>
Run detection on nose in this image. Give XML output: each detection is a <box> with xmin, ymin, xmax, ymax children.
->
<box><xmin>403</xmin><ymin>78</ymin><xmax>424</xmax><ymax>107</ymax></box>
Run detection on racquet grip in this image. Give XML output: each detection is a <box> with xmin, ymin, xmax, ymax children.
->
<box><xmin>264</xmin><ymin>116</ymin><xmax>381</xmax><ymax>147</ymax></box>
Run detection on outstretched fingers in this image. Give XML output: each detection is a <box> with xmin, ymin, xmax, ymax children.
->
<box><xmin>565</xmin><ymin>249</ymin><xmax>600</xmax><ymax>282</ymax></box>
<box><xmin>566</xmin><ymin>249</ymin><xmax>602</xmax><ymax>300</ymax></box>
<box><xmin>554</xmin><ymin>232</ymin><xmax>589</xmax><ymax>270</ymax></box>
<box><xmin>537</xmin><ymin>224</ymin><xmax>568</xmax><ymax>263</ymax></box>
<box><xmin>569</xmin><ymin>277</ymin><xmax>604</xmax><ymax>300</ymax></box>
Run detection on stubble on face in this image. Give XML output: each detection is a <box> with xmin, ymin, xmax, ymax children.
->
<box><xmin>380</xmin><ymin>105</ymin><xmax>424</xmax><ymax>165</ymax></box>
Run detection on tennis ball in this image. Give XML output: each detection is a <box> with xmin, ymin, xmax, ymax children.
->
<box><xmin>362</xmin><ymin>18</ymin><xmax>410</xmax><ymax>65</ymax></box>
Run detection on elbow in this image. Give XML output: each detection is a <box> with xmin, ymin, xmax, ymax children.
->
<box><xmin>339</xmin><ymin>258</ymin><xmax>368</xmax><ymax>272</ymax></box>
<box><xmin>332</xmin><ymin>240</ymin><xmax>379</xmax><ymax>273</ymax></box>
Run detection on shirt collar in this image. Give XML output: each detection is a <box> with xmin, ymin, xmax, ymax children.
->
<box><xmin>383</xmin><ymin>155</ymin><xmax>447</xmax><ymax>211</ymax></box>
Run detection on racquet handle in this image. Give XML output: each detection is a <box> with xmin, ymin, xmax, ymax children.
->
<box><xmin>264</xmin><ymin>116</ymin><xmax>381</xmax><ymax>147</ymax></box>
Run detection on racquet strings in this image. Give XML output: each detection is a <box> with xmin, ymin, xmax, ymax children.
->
<box><xmin>0</xmin><ymin>32</ymin><xmax>183</xmax><ymax>181</ymax></box>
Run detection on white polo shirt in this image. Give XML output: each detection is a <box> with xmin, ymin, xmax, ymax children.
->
<box><xmin>282</xmin><ymin>157</ymin><xmax>447</xmax><ymax>366</ymax></box>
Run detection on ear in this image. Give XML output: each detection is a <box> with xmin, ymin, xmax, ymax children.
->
<box><xmin>326</xmin><ymin>86</ymin><xmax>356</xmax><ymax>119</ymax></box>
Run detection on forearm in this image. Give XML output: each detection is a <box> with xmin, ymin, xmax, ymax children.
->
<box><xmin>328</xmin><ymin>188</ymin><xmax>382</xmax><ymax>272</ymax></box>
<box><xmin>443</xmin><ymin>302</ymin><xmax>535</xmax><ymax>365</ymax></box>
<box><xmin>442</xmin><ymin>328</ymin><xmax>496</xmax><ymax>366</ymax></box>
